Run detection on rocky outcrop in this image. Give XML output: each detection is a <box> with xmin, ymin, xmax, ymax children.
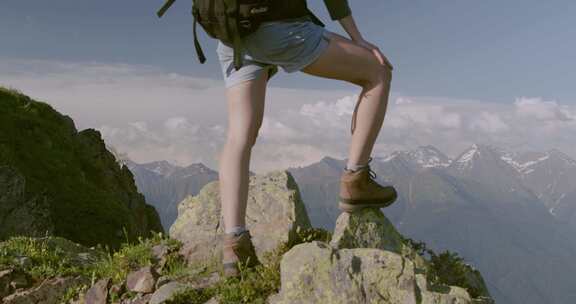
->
<box><xmin>269</xmin><ymin>241</ymin><xmax>480</xmax><ymax>304</ymax></box>
<box><xmin>170</xmin><ymin>170</ymin><xmax>312</xmax><ymax>265</ymax></box>
<box><xmin>332</xmin><ymin>208</ymin><xmax>406</xmax><ymax>252</ymax></box>
<box><xmin>0</xmin><ymin>88</ymin><xmax>163</xmax><ymax>249</ymax></box>
<box><xmin>270</xmin><ymin>209</ymin><xmax>494</xmax><ymax>304</ymax></box>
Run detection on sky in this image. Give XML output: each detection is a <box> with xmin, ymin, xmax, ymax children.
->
<box><xmin>1</xmin><ymin>0</ymin><xmax>575</xmax><ymax>173</ymax></box>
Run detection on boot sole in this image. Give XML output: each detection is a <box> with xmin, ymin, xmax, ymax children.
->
<box><xmin>338</xmin><ymin>197</ymin><xmax>396</xmax><ymax>213</ymax></box>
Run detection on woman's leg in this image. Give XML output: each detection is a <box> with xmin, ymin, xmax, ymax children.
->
<box><xmin>300</xmin><ymin>31</ymin><xmax>393</xmax><ymax>169</ymax></box>
<box><xmin>218</xmin><ymin>70</ymin><xmax>269</xmax><ymax>232</ymax></box>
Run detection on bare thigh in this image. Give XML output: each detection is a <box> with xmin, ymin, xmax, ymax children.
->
<box><xmin>225</xmin><ymin>70</ymin><xmax>269</xmax><ymax>147</ymax></box>
<box><xmin>300</xmin><ymin>31</ymin><xmax>388</xmax><ymax>86</ymax></box>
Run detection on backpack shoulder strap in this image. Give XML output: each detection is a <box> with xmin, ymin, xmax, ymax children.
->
<box><xmin>157</xmin><ymin>0</ymin><xmax>176</xmax><ymax>18</ymax></box>
<box><xmin>224</xmin><ymin>0</ymin><xmax>244</xmax><ymax>70</ymax></box>
<box><xmin>192</xmin><ymin>8</ymin><xmax>207</xmax><ymax>64</ymax></box>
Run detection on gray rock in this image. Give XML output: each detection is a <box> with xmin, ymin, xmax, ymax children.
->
<box><xmin>331</xmin><ymin>208</ymin><xmax>428</xmax><ymax>271</ymax></box>
<box><xmin>170</xmin><ymin>170</ymin><xmax>311</xmax><ymax>265</ymax></box>
<box><xmin>126</xmin><ymin>266</ymin><xmax>158</xmax><ymax>294</ymax></box>
<box><xmin>151</xmin><ymin>244</ymin><xmax>169</xmax><ymax>262</ymax></box>
<box><xmin>204</xmin><ymin>297</ymin><xmax>219</xmax><ymax>304</ymax></box>
<box><xmin>2</xmin><ymin>275</ymin><xmax>87</xmax><ymax>304</ymax></box>
<box><xmin>130</xmin><ymin>293</ymin><xmax>153</xmax><ymax>304</ymax></box>
<box><xmin>85</xmin><ymin>278</ymin><xmax>110</xmax><ymax>304</ymax></box>
<box><xmin>331</xmin><ymin>208</ymin><xmax>405</xmax><ymax>252</ymax></box>
<box><xmin>149</xmin><ymin>281</ymin><xmax>187</xmax><ymax>304</ymax></box>
<box><xmin>269</xmin><ymin>241</ymin><xmax>483</xmax><ymax>304</ymax></box>
<box><xmin>154</xmin><ymin>276</ymin><xmax>172</xmax><ymax>290</ymax></box>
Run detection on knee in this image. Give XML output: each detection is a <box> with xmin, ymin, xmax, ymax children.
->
<box><xmin>359</xmin><ymin>63</ymin><xmax>393</xmax><ymax>88</ymax></box>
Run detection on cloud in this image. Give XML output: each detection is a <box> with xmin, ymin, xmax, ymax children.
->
<box><xmin>514</xmin><ymin>97</ymin><xmax>573</xmax><ymax>121</ymax></box>
<box><xmin>469</xmin><ymin>112</ymin><xmax>509</xmax><ymax>133</ymax></box>
<box><xmin>2</xmin><ymin>58</ymin><xmax>575</xmax><ymax>173</ymax></box>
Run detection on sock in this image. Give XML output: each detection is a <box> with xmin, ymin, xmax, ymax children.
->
<box><xmin>225</xmin><ymin>225</ymin><xmax>247</xmax><ymax>236</ymax></box>
<box><xmin>346</xmin><ymin>162</ymin><xmax>369</xmax><ymax>172</ymax></box>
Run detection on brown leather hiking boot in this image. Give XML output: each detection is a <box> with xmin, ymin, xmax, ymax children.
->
<box><xmin>222</xmin><ymin>230</ymin><xmax>260</xmax><ymax>278</ymax></box>
<box><xmin>339</xmin><ymin>156</ymin><xmax>398</xmax><ymax>212</ymax></box>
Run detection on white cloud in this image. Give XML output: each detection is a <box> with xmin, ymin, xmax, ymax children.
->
<box><xmin>514</xmin><ymin>97</ymin><xmax>573</xmax><ymax>121</ymax></box>
<box><xmin>2</xmin><ymin>58</ymin><xmax>575</xmax><ymax>173</ymax></box>
<box><xmin>469</xmin><ymin>112</ymin><xmax>509</xmax><ymax>133</ymax></box>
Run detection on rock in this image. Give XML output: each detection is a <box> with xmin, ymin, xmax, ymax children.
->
<box><xmin>154</xmin><ymin>276</ymin><xmax>172</xmax><ymax>290</ymax></box>
<box><xmin>269</xmin><ymin>241</ymin><xmax>482</xmax><ymax>304</ymax></box>
<box><xmin>0</xmin><ymin>268</ymin><xmax>30</xmax><ymax>298</ymax></box>
<box><xmin>331</xmin><ymin>208</ymin><xmax>405</xmax><ymax>252</ymax></box>
<box><xmin>189</xmin><ymin>272</ymin><xmax>220</xmax><ymax>290</ymax></box>
<box><xmin>149</xmin><ymin>281</ymin><xmax>187</xmax><ymax>304</ymax></box>
<box><xmin>127</xmin><ymin>293</ymin><xmax>153</xmax><ymax>304</ymax></box>
<box><xmin>126</xmin><ymin>266</ymin><xmax>159</xmax><ymax>294</ymax></box>
<box><xmin>85</xmin><ymin>278</ymin><xmax>110</xmax><ymax>304</ymax></box>
<box><xmin>151</xmin><ymin>244</ymin><xmax>169</xmax><ymax>262</ymax></box>
<box><xmin>204</xmin><ymin>297</ymin><xmax>219</xmax><ymax>304</ymax></box>
<box><xmin>331</xmin><ymin>208</ymin><xmax>428</xmax><ymax>271</ymax></box>
<box><xmin>2</xmin><ymin>275</ymin><xmax>88</xmax><ymax>304</ymax></box>
<box><xmin>170</xmin><ymin>170</ymin><xmax>311</xmax><ymax>265</ymax></box>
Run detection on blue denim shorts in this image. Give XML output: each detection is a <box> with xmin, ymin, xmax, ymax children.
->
<box><xmin>216</xmin><ymin>15</ymin><xmax>331</xmax><ymax>88</ymax></box>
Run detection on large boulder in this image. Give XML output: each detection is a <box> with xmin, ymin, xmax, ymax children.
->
<box><xmin>170</xmin><ymin>170</ymin><xmax>311</xmax><ymax>265</ymax></box>
<box><xmin>331</xmin><ymin>208</ymin><xmax>428</xmax><ymax>271</ymax></box>
<box><xmin>269</xmin><ymin>241</ymin><xmax>491</xmax><ymax>304</ymax></box>
<box><xmin>331</xmin><ymin>208</ymin><xmax>406</xmax><ymax>252</ymax></box>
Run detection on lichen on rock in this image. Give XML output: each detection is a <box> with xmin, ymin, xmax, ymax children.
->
<box><xmin>169</xmin><ymin>170</ymin><xmax>312</xmax><ymax>265</ymax></box>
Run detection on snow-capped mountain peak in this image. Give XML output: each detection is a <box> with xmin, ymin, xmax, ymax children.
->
<box><xmin>379</xmin><ymin>145</ymin><xmax>451</xmax><ymax>169</ymax></box>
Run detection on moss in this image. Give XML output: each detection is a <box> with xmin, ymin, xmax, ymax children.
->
<box><xmin>0</xmin><ymin>236</ymin><xmax>103</xmax><ymax>280</ymax></box>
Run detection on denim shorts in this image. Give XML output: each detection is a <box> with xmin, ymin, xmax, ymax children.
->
<box><xmin>216</xmin><ymin>15</ymin><xmax>331</xmax><ymax>89</ymax></box>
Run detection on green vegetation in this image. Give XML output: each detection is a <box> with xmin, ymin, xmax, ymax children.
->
<box><xmin>0</xmin><ymin>87</ymin><xmax>163</xmax><ymax>251</ymax></box>
<box><xmin>0</xmin><ymin>228</ymin><xmax>332</xmax><ymax>303</ymax></box>
<box><xmin>0</xmin><ymin>235</ymin><xmax>102</xmax><ymax>280</ymax></box>
<box><xmin>403</xmin><ymin>236</ymin><xmax>488</xmax><ymax>298</ymax></box>
<box><xmin>166</xmin><ymin>227</ymin><xmax>332</xmax><ymax>304</ymax></box>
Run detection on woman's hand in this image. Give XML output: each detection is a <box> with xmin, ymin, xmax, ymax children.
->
<box><xmin>337</xmin><ymin>15</ymin><xmax>394</xmax><ymax>71</ymax></box>
<box><xmin>354</xmin><ymin>38</ymin><xmax>394</xmax><ymax>71</ymax></box>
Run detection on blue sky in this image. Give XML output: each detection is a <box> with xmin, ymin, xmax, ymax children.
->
<box><xmin>1</xmin><ymin>1</ymin><xmax>575</xmax><ymax>170</ymax></box>
<box><xmin>2</xmin><ymin>0</ymin><xmax>575</xmax><ymax>103</ymax></box>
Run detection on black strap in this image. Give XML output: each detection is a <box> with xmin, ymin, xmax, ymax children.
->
<box><xmin>192</xmin><ymin>9</ymin><xmax>207</xmax><ymax>64</ymax></box>
<box><xmin>306</xmin><ymin>8</ymin><xmax>325</xmax><ymax>27</ymax></box>
<box><xmin>157</xmin><ymin>0</ymin><xmax>176</xmax><ymax>18</ymax></box>
<box><xmin>224</xmin><ymin>0</ymin><xmax>244</xmax><ymax>71</ymax></box>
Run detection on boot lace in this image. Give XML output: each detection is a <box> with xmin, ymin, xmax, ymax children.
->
<box><xmin>366</xmin><ymin>156</ymin><xmax>377</xmax><ymax>180</ymax></box>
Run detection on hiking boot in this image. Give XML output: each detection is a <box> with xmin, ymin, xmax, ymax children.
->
<box><xmin>222</xmin><ymin>230</ymin><xmax>260</xmax><ymax>278</ymax></box>
<box><xmin>339</xmin><ymin>156</ymin><xmax>398</xmax><ymax>212</ymax></box>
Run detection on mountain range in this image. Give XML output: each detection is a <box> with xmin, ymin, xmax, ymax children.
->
<box><xmin>123</xmin><ymin>144</ymin><xmax>576</xmax><ymax>304</ymax></box>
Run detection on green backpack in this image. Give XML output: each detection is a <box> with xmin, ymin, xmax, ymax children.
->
<box><xmin>157</xmin><ymin>0</ymin><xmax>325</xmax><ymax>71</ymax></box>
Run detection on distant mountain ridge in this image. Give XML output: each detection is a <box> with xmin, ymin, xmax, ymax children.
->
<box><xmin>287</xmin><ymin>144</ymin><xmax>576</xmax><ymax>304</ymax></box>
<box><xmin>121</xmin><ymin>159</ymin><xmax>219</xmax><ymax>230</ymax></box>
<box><xmin>123</xmin><ymin>143</ymin><xmax>576</xmax><ymax>304</ymax></box>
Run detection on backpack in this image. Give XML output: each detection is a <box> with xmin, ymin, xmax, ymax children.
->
<box><xmin>156</xmin><ymin>0</ymin><xmax>325</xmax><ymax>71</ymax></box>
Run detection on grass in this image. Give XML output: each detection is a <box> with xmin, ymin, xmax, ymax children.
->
<box><xmin>0</xmin><ymin>228</ymin><xmax>332</xmax><ymax>303</ymax></box>
<box><xmin>164</xmin><ymin>227</ymin><xmax>333</xmax><ymax>304</ymax></box>
<box><xmin>402</xmin><ymin>236</ymin><xmax>490</xmax><ymax>299</ymax></box>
